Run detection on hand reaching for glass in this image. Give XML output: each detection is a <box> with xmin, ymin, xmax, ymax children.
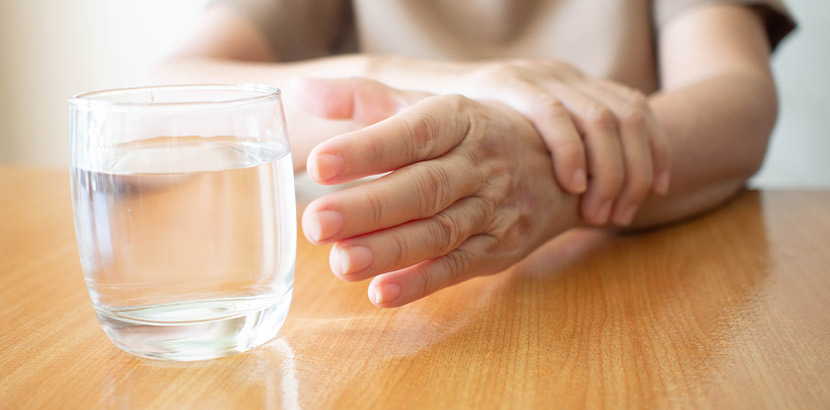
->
<box><xmin>298</xmin><ymin>78</ymin><xmax>580</xmax><ymax>307</ymax></box>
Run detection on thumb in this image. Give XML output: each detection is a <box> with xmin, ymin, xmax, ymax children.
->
<box><xmin>294</xmin><ymin>77</ymin><xmax>429</xmax><ymax>125</ymax></box>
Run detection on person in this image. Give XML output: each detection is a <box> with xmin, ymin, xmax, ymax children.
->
<box><xmin>154</xmin><ymin>0</ymin><xmax>795</xmax><ymax>307</ymax></box>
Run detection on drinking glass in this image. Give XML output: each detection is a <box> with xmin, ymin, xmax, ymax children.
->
<box><xmin>69</xmin><ymin>84</ymin><xmax>296</xmax><ymax>361</ymax></box>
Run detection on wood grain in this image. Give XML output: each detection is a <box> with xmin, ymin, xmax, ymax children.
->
<box><xmin>1</xmin><ymin>166</ymin><xmax>828</xmax><ymax>409</ymax></box>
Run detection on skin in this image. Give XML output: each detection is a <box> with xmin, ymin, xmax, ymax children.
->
<box><xmin>154</xmin><ymin>3</ymin><xmax>778</xmax><ymax>307</ymax></box>
<box><xmin>361</xmin><ymin>59</ymin><xmax>673</xmax><ymax>226</ymax></box>
<box><xmin>299</xmin><ymin>81</ymin><xmax>580</xmax><ymax>306</ymax></box>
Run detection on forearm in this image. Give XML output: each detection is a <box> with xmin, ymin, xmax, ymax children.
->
<box><xmin>629</xmin><ymin>71</ymin><xmax>777</xmax><ymax>228</ymax></box>
<box><xmin>362</xmin><ymin>55</ymin><xmax>475</xmax><ymax>94</ymax></box>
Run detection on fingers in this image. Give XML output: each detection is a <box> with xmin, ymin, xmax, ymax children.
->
<box><xmin>588</xmin><ymin>81</ymin><xmax>671</xmax><ymax>225</ymax></box>
<box><xmin>594</xmin><ymin>81</ymin><xmax>671</xmax><ymax>195</ymax></box>
<box><xmin>550</xmin><ymin>85</ymin><xmax>625</xmax><ymax>226</ymax></box>
<box><xmin>578</xmin><ymin>84</ymin><xmax>650</xmax><ymax>225</ymax></box>
<box><xmin>327</xmin><ymin>196</ymin><xmax>493</xmax><ymax>280</ymax></box>
<box><xmin>302</xmin><ymin>153</ymin><xmax>481</xmax><ymax>244</ymax></box>
<box><xmin>646</xmin><ymin>110</ymin><xmax>671</xmax><ymax>195</ymax></box>
<box><xmin>611</xmin><ymin>103</ymin><xmax>653</xmax><ymax>225</ymax></box>
<box><xmin>307</xmin><ymin>94</ymin><xmax>471</xmax><ymax>185</ymax></box>
<box><xmin>367</xmin><ymin>234</ymin><xmax>503</xmax><ymax>307</ymax></box>
<box><xmin>528</xmin><ymin>97</ymin><xmax>587</xmax><ymax>194</ymax></box>
<box><xmin>491</xmin><ymin>80</ymin><xmax>587</xmax><ymax>194</ymax></box>
<box><xmin>500</xmin><ymin>77</ymin><xmax>621</xmax><ymax>224</ymax></box>
<box><xmin>295</xmin><ymin>77</ymin><xmax>428</xmax><ymax>125</ymax></box>
<box><xmin>468</xmin><ymin>63</ymin><xmax>670</xmax><ymax>227</ymax></box>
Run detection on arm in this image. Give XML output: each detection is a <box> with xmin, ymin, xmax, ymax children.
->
<box><xmin>156</xmin><ymin>3</ymin><xmax>777</xmax><ymax>230</ymax></box>
<box><xmin>631</xmin><ymin>3</ymin><xmax>778</xmax><ymax>227</ymax></box>
<box><xmin>292</xmin><ymin>4</ymin><xmax>782</xmax><ymax>307</ymax></box>
<box><xmin>156</xmin><ymin>5</ymin><xmax>669</xmax><ymax>228</ymax></box>
<box><xmin>356</xmin><ymin>4</ymin><xmax>778</xmax><ymax>230</ymax></box>
<box><xmin>154</xmin><ymin>2</ymin><xmax>782</xmax><ymax>307</ymax></box>
<box><xmin>152</xmin><ymin>4</ymin><xmax>375</xmax><ymax>169</ymax></box>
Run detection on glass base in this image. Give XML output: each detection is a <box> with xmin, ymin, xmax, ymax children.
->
<box><xmin>95</xmin><ymin>290</ymin><xmax>292</xmax><ymax>361</ymax></box>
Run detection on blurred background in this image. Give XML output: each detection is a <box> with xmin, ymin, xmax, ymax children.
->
<box><xmin>1</xmin><ymin>0</ymin><xmax>827</xmax><ymax>187</ymax></box>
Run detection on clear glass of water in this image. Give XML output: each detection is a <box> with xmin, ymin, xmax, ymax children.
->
<box><xmin>69</xmin><ymin>84</ymin><xmax>296</xmax><ymax>361</ymax></box>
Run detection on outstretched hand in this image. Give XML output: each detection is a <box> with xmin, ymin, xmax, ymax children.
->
<box><xmin>298</xmin><ymin>78</ymin><xmax>580</xmax><ymax>307</ymax></box>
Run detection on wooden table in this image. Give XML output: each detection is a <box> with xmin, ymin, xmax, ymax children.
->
<box><xmin>1</xmin><ymin>166</ymin><xmax>829</xmax><ymax>409</ymax></box>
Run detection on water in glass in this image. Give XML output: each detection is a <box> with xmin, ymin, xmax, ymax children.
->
<box><xmin>71</xmin><ymin>136</ymin><xmax>296</xmax><ymax>360</ymax></box>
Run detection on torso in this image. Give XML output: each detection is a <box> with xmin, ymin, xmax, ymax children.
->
<box><xmin>351</xmin><ymin>0</ymin><xmax>659</xmax><ymax>92</ymax></box>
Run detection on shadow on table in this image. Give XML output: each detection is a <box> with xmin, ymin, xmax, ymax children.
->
<box><xmin>283</xmin><ymin>191</ymin><xmax>775</xmax><ymax>407</ymax></box>
<box><xmin>95</xmin><ymin>191</ymin><xmax>775</xmax><ymax>408</ymax></box>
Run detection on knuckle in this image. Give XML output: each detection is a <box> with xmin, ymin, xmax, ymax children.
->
<box><xmin>442</xmin><ymin>247</ymin><xmax>472</xmax><ymax>285</ymax></box>
<box><xmin>534</xmin><ymin>96</ymin><xmax>568</xmax><ymax>120</ymax></box>
<box><xmin>430</xmin><ymin>211</ymin><xmax>463</xmax><ymax>256</ymax></box>
<box><xmin>584</xmin><ymin>104</ymin><xmax>616</xmax><ymax>130</ymax></box>
<box><xmin>416</xmin><ymin>240</ymin><xmax>478</xmax><ymax>299</ymax></box>
<box><xmin>389</xmin><ymin>232</ymin><xmax>411</xmax><ymax>269</ymax></box>
<box><xmin>364</xmin><ymin>134</ymin><xmax>386</xmax><ymax>172</ymax></box>
<box><xmin>473</xmin><ymin>195</ymin><xmax>497</xmax><ymax>223</ymax></box>
<box><xmin>618</xmin><ymin>89</ymin><xmax>649</xmax><ymax>126</ymax></box>
<box><xmin>443</xmin><ymin>94</ymin><xmax>470</xmax><ymax>113</ymax></box>
<box><xmin>401</xmin><ymin>110</ymin><xmax>441</xmax><ymax>160</ymax></box>
<box><xmin>627</xmin><ymin>90</ymin><xmax>649</xmax><ymax>108</ymax></box>
<box><xmin>364</xmin><ymin>190</ymin><xmax>387</xmax><ymax>229</ymax></box>
<box><xmin>619</xmin><ymin>104</ymin><xmax>647</xmax><ymax>130</ymax></box>
<box><xmin>555</xmin><ymin>138</ymin><xmax>584</xmax><ymax>159</ymax></box>
<box><xmin>412</xmin><ymin>162</ymin><xmax>452</xmax><ymax>215</ymax></box>
<box><xmin>442</xmin><ymin>94</ymin><xmax>474</xmax><ymax>142</ymax></box>
<box><xmin>417</xmin><ymin>268</ymin><xmax>434</xmax><ymax>299</ymax></box>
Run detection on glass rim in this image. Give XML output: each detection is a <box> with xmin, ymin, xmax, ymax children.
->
<box><xmin>69</xmin><ymin>83</ymin><xmax>281</xmax><ymax>110</ymax></box>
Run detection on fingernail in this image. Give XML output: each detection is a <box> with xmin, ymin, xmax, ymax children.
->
<box><xmin>329</xmin><ymin>246</ymin><xmax>342</xmax><ymax>275</ymax></box>
<box><xmin>597</xmin><ymin>201</ymin><xmax>613</xmax><ymax>225</ymax></box>
<box><xmin>372</xmin><ymin>283</ymin><xmax>401</xmax><ymax>305</ymax></box>
<box><xmin>655</xmin><ymin>171</ymin><xmax>670</xmax><ymax>195</ymax></box>
<box><xmin>306</xmin><ymin>209</ymin><xmax>343</xmax><ymax>242</ymax></box>
<box><xmin>309</xmin><ymin>153</ymin><xmax>343</xmax><ymax>182</ymax></box>
<box><xmin>572</xmin><ymin>168</ymin><xmax>587</xmax><ymax>193</ymax></box>
<box><xmin>618</xmin><ymin>204</ymin><xmax>638</xmax><ymax>226</ymax></box>
<box><xmin>340</xmin><ymin>246</ymin><xmax>373</xmax><ymax>275</ymax></box>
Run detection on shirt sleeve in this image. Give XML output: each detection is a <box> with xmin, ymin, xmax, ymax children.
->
<box><xmin>654</xmin><ymin>0</ymin><xmax>797</xmax><ymax>51</ymax></box>
<box><xmin>209</xmin><ymin>0</ymin><xmax>355</xmax><ymax>61</ymax></box>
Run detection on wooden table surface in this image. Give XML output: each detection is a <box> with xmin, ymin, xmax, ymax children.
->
<box><xmin>1</xmin><ymin>166</ymin><xmax>829</xmax><ymax>409</ymax></box>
